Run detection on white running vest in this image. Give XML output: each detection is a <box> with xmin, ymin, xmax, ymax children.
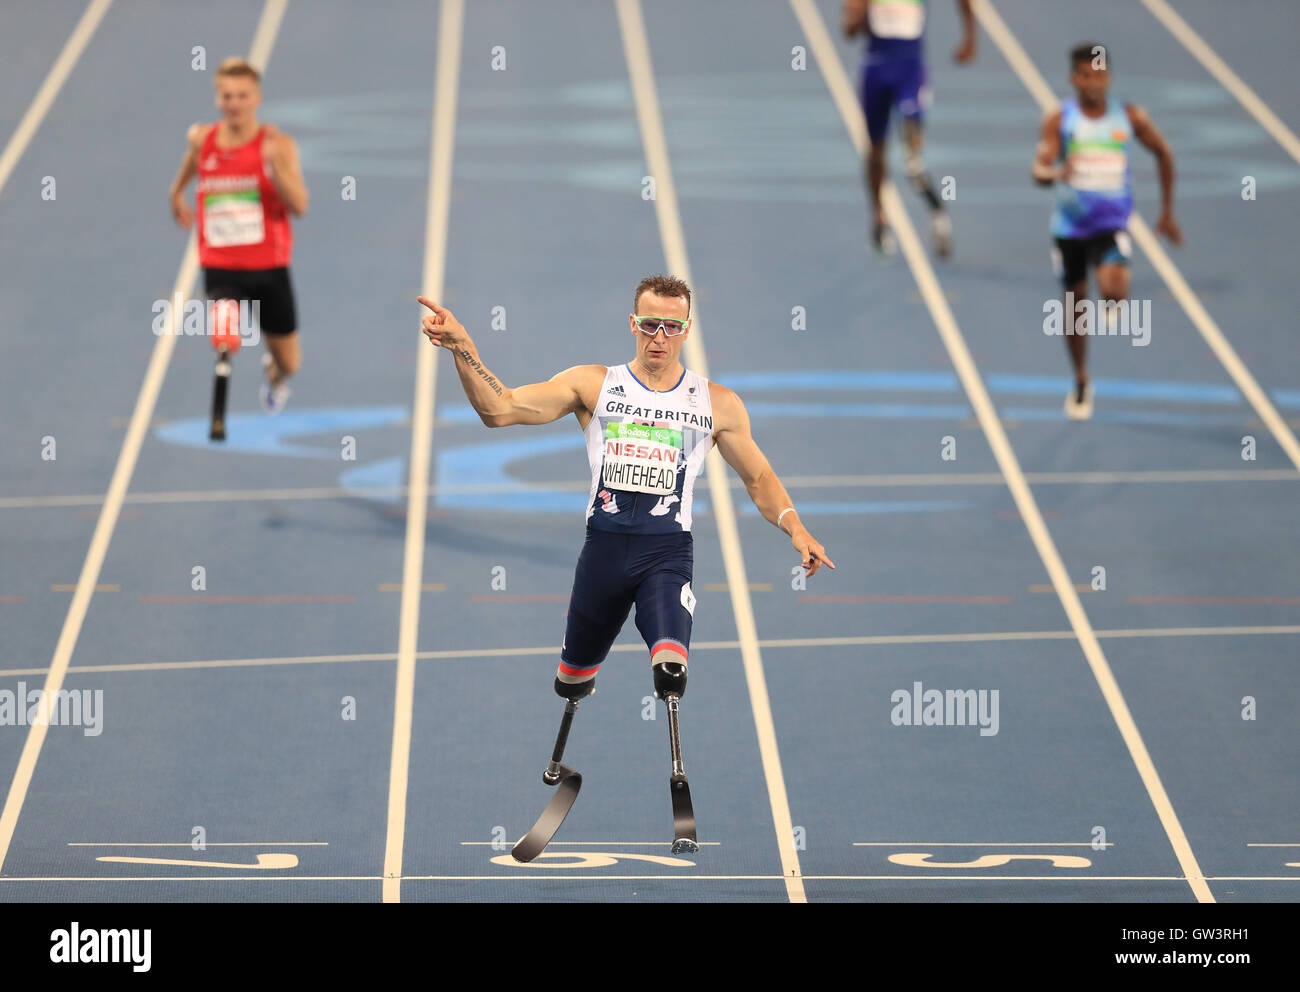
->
<box><xmin>868</xmin><ymin>0</ymin><xmax>926</xmax><ymax>40</ymax></box>
<box><xmin>583</xmin><ymin>364</ymin><xmax>715</xmax><ymax>534</ymax></box>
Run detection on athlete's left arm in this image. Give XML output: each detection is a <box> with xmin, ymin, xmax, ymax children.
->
<box><xmin>264</xmin><ymin>127</ymin><xmax>309</xmax><ymax>217</ymax></box>
<box><xmin>1127</xmin><ymin>103</ymin><xmax>1183</xmax><ymax>245</ymax></box>
<box><xmin>711</xmin><ymin>385</ymin><xmax>836</xmax><ymax>578</ymax></box>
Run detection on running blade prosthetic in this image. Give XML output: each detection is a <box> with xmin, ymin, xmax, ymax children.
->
<box><xmin>511</xmin><ymin>765</ymin><xmax>581</xmax><ymax>863</ymax></box>
<box><xmin>512</xmin><ymin>696</ymin><xmax>585</xmax><ymax>863</ymax></box>
<box><xmin>664</xmin><ymin>695</ymin><xmax>698</xmax><ymax>855</ymax></box>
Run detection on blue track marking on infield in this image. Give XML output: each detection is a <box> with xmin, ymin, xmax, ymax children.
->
<box><xmin>153</xmin><ymin>407</ymin><xmax>409</xmax><ymax>456</ymax></box>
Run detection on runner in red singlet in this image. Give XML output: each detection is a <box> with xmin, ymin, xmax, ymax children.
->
<box><xmin>169</xmin><ymin>56</ymin><xmax>308</xmax><ymax>412</ymax></box>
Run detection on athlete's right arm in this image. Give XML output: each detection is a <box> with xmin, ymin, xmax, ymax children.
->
<box><xmin>169</xmin><ymin>123</ymin><xmax>208</xmax><ymax>229</ymax></box>
<box><xmin>1031</xmin><ymin>108</ymin><xmax>1065</xmax><ymax>186</ymax></box>
<box><xmin>418</xmin><ymin>296</ymin><xmax>598</xmax><ymax>427</ymax></box>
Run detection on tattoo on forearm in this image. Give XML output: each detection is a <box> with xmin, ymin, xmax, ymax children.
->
<box><xmin>457</xmin><ymin>347</ymin><xmax>504</xmax><ymax>397</ymax></box>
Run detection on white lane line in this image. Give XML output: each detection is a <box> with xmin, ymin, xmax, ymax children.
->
<box><xmin>0</xmin><ymin>487</ymin><xmax>364</xmax><ymax>508</ymax></box>
<box><xmin>0</xmin><ymin>1</ymin><xmax>288</xmax><ymax>880</ymax></box>
<box><xmin>68</xmin><ymin>841</ymin><xmax>326</xmax><ymax>846</ymax></box>
<box><xmin>0</xmin><ymin>652</ymin><xmax>400</xmax><ymax>678</ymax></box>
<box><xmin>1138</xmin><ymin>0</ymin><xmax>1300</xmax><ymax>164</ymax></box>
<box><xmin>0</xmin><ymin>873</ymin><xmax>1201</xmax><ymax>882</ymax></box>
<box><xmin>792</xmin><ymin>0</ymin><xmax>1214</xmax><ymax>904</ymax></box>
<box><xmin>760</xmin><ymin>624</ymin><xmax>1300</xmax><ymax>649</ymax></box>
<box><xmin>616</xmin><ymin>0</ymin><xmax>805</xmax><ymax>902</ymax></box>
<box><xmin>382</xmin><ymin>0</ymin><xmax>463</xmax><ymax>906</ymax></box>
<box><xmin>974</xmin><ymin>0</ymin><xmax>1300</xmax><ymax>473</ymax></box>
<box><xmin>2</xmin><ymin>623</ymin><xmax>1296</xmax><ymax>678</ymax></box>
<box><xmin>246</xmin><ymin>0</ymin><xmax>288</xmax><ymax>68</ymax></box>
<box><xmin>1092</xmin><ymin>624</ymin><xmax>1300</xmax><ymax>640</ymax></box>
<box><xmin>459</xmin><ymin>841</ymin><xmax>722</xmax><ymax>846</ymax></box>
<box><xmin>2</xmin><ymin>467</ymin><xmax>1294</xmax><ymax>510</ymax></box>
<box><xmin>0</xmin><ymin>0</ymin><xmax>113</xmax><ymax>197</ymax></box>
<box><xmin>1021</xmin><ymin>469</ymin><xmax>1297</xmax><ymax>484</ymax></box>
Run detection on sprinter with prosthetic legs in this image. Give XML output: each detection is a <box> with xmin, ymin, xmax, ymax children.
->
<box><xmin>420</xmin><ymin>274</ymin><xmax>834</xmax><ymax>854</ymax></box>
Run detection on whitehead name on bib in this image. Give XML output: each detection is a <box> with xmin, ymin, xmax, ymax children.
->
<box><xmin>602</xmin><ymin>423</ymin><xmax>681</xmax><ymax>495</ymax></box>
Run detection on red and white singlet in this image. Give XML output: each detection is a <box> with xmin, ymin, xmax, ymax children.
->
<box><xmin>196</xmin><ymin>124</ymin><xmax>292</xmax><ymax>269</ymax></box>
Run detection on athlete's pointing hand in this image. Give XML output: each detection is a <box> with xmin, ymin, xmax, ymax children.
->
<box><xmin>792</xmin><ymin>528</ymin><xmax>835</xmax><ymax>578</ymax></box>
<box><xmin>419</xmin><ymin>296</ymin><xmax>467</xmax><ymax>350</ymax></box>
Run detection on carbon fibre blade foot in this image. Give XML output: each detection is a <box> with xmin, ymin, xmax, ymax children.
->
<box><xmin>511</xmin><ymin>766</ymin><xmax>581</xmax><ymax>863</ymax></box>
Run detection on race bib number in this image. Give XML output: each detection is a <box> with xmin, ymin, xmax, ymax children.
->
<box><xmin>602</xmin><ymin>423</ymin><xmax>681</xmax><ymax>496</ymax></box>
<box><xmin>204</xmin><ymin>189</ymin><xmax>265</xmax><ymax>247</ymax></box>
<box><xmin>868</xmin><ymin>0</ymin><xmax>925</xmax><ymax>39</ymax></box>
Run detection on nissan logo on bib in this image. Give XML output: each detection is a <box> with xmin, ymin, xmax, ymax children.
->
<box><xmin>603</xmin><ymin>422</ymin><xmax>681</xmax><ymax>496</ymax></box>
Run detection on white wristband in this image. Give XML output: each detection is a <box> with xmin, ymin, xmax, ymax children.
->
<box><xmin>777</xmin><ymin>506</ymin><xmax>796</xmax><ymax>531</ymax></box>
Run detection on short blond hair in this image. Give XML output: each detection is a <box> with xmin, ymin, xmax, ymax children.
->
<box><xmin>215</xmin><ymin>57</ymin><xmax>260</xmax><ymax>85</ymax></box>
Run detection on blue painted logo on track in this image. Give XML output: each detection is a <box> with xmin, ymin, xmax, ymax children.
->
<box><xmin>155</xmin><ymin>406</ymin><xmax>408</xmax><ymax>457</ymax></box>
<box><xmin>153</xmin><ymin>371</ymin><xmax>1284</xmax><ymax>514</ymax></box>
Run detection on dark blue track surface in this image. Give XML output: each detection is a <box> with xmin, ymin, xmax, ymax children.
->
<box><xmin>1</xmin><ymin>0</ymin><xmax>1296</xmax><ymax>903</ymax></box>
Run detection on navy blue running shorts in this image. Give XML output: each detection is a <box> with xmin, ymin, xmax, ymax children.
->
<box><xmin>556</xmin><ymin>528</ymin><xmax>695</xmax><ymax>688</ymax></box>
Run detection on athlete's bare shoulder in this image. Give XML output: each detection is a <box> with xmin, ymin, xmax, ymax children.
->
<box><xmin>1124</xmin><ymin>102</ymin><xmax>1151</xmax><ymax>127</ymax></box>
<box><xmin>706</xmin><ymin>381</ymin><xmax>743</xmax><ymax>433</ymax></box>
<box><xmin>261</xmin><ymin>123</ymin><xmax>295</xmax><ymax>148</ymax></box>
<box><xmin>186</xmin><ymin>122</ymin><xmax>215</xmax><ymax>149</ymax></box>
<box><xmin>555</xmin><ymin>363</ymin><xmax>607</xmax><ymax>413</ymax></box>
